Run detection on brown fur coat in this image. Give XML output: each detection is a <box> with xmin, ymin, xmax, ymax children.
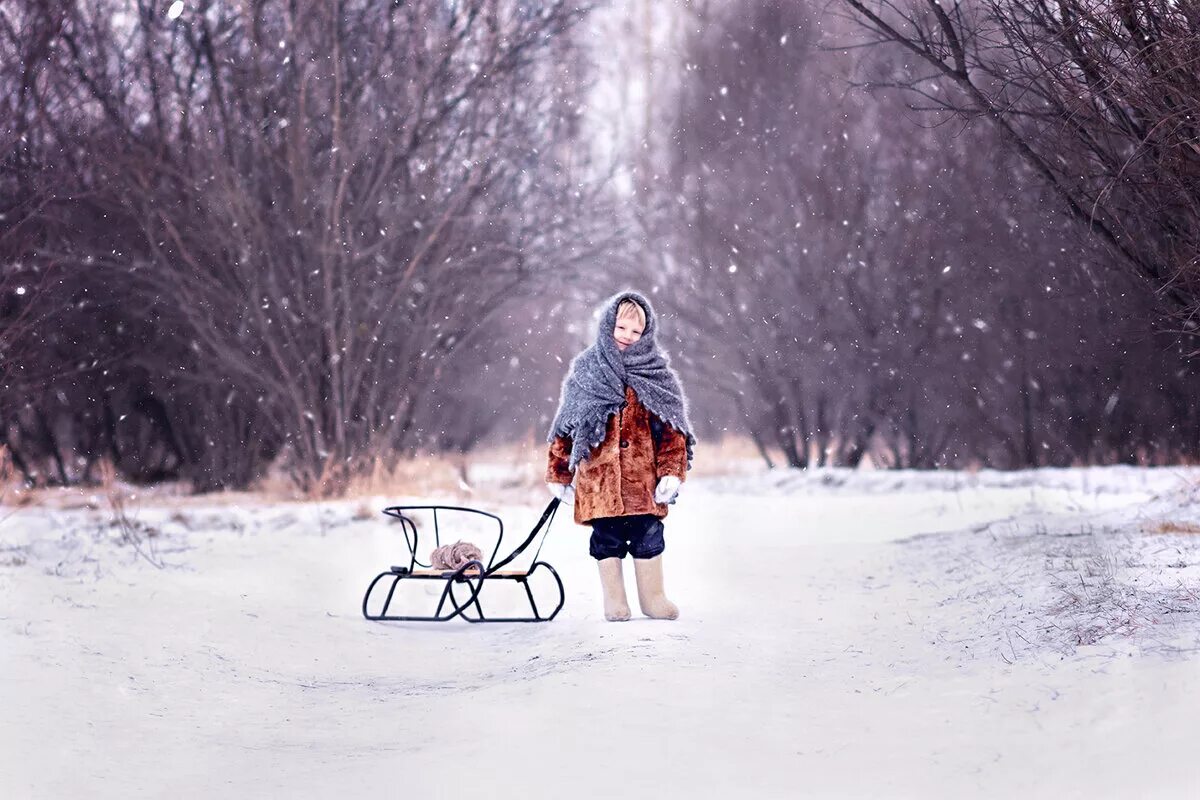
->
<box><xmin>546</xmin><ymin>384</ymin><xmax>689</xmax><ymax>525</ymax></box>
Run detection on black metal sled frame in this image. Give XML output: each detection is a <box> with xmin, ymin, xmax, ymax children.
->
<box><xmin>361</xmin><ymin>496</ymin><xmax>565</xmax><ymax>623</ymax></box>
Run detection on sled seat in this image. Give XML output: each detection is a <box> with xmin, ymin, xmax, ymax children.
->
<box><xmin>362</xmin><ymin>497</ymin><xmax>565</xmax><ymax>623</ymax></box>
<box><xmin>398</xmin><ymin>567</ymin><xmax>535</xmax><ymax>578</ymax></box>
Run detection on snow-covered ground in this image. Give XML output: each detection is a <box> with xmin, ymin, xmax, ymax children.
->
<box><xmin>4</xmin><ymin>465</ymin><xmax>1200</xmax><ymax>798</ymax></box>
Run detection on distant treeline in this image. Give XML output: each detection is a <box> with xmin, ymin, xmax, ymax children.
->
<box><xmin>2</xmin><ymin>0</ymin><xmax>1199</xmax><ymax>494</ymax></box>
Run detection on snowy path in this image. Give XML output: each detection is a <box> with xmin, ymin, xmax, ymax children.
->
<box><xmin>3</xmin><ymin>468</ymin><xmax>1200</xmax><ymax>798</ymax></box>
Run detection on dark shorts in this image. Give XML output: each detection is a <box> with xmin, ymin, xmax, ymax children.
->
<box><xmin>589</xmin><ymin>514</ymin><xmax>666</xmax><ymax>560</ymax></box>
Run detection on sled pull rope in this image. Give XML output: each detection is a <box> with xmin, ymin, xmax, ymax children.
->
<box><xmin>488</xmin><ymin>497</ymin><xmax>560</xmax><ymax>573</ymax></box>
<box><xmin>529</xmin><ymin>498</ymin><xmax>560</xmax><ymax>566</ymax></box>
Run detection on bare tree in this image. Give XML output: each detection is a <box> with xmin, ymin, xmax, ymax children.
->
<box><xmin>837</xmin><ymin>0</ymin><xmax>1200</xmax><ymax>332</ymax></box>
<box><xmin>646</xmin><ymin>0</ymin><xmax>1200</xmax><ymax>469</ymax></box>
<box><xmin>1</xmin><ymin>0</ymin><xmax>612</xmax><ymax>492</ymax></box>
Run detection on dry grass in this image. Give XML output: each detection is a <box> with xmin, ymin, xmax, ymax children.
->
<box><xmin>1037</xmin><ymin>537</ymin><xmax>1200</xmax><ymax>653</ymax></box>
<box><xmin>0</xmin><ymin>446</ymin><xmax>37</xmax><ymax>510</ymax></box>
<box><xmin>326</xmin><ymin>434</ymin><xmax>771</xmax><ymax>502</ymax></box>
<box><xmin>0</xmin><ymin>447</ymin><xmax>41</xmax><ymax>535</ymax></box>
<box><xmin>1147</xmin><ymin>520</ymin><xmax>1200</xmax><ymax>535</ymax></box>
<box><xmin>255</xmin><ymin>451</ymin><xmax>483</xmax><ymax>502</ymax></box>
<box><xmin>97</xmin><ymin>460</ymin><xmax>165</xmax><ymax>569</ymax></box>
<box><xmin>0</xmin><ymin>445</ymin><xmax>11</xmax><ymax>508</ymax></box>
<box><xmin>1046</xmin><ymin>544</ymin><xmax>1200</xmax><ymax>652</ymax></box>
<box><xmin>347</xmin><ymin>452</ymin><xmax>479</xmax><ymax>498</ymax></box>
<box><xmin>1047</xmin><ymin>552</ymin><xmax>1142</xmax><ymax>647</ymax></box>
<box><xmin>2</xmin><ymin>435</ymin><xmax>777</xmax><ymax>508</ymax></box>
<box><xmin>246</xmin><ymin>434</ymin><xmax>773</xmax><ymax>503</ymax></box>
<box><xmin>686</xmin><ymin>434</ymin><xmax>771</xmax><ymax>476</ymax></box>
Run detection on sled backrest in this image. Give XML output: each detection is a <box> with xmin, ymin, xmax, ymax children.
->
<box><xmin>380</xmin><ymin>497</ymin><xmax>560</xmax><ymax>573</ymax></box>
<box><xmin>381</xmin><ymin>505</ymin><xmax>504</xmax><ymax>570</ymax></box>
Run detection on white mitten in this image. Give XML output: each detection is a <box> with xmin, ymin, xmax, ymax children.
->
<box><xmin>547</xmin><ymin>481</ymin><xmax>576</xmax><ymax>506</ymax></box>
<box><xmin>654</xmin><ymin>475</ymin><xmax>681</xmax><ymax>505</ymax></box>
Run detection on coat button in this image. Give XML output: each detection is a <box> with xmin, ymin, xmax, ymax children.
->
<box><xmin>620</xmin><ymin>439</ymin><xmax>629</xmax><ymax>448</ymax></box>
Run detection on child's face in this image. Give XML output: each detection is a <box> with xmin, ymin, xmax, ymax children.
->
<box><xmin>613</xmin><ymin>314</ymin><xmax>644</xmax><ymax>352</ymax></box>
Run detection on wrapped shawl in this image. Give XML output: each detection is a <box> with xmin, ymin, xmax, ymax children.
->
<box><xmin>546</xmin><ymin>289</ymin><xmax>696</xmax><ymax>473</ymax></box>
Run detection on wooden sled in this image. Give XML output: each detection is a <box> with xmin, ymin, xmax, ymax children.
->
<box><xmin>361</xmin><ymin>497</ymin><xmax>565</xmax><ymax>623</ymax></box>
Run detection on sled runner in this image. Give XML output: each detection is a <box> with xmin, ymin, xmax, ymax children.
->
<box><xmin>361</xmin><ymin>497</ymin><xmax>565</xmax><ymax>623</ymax></box>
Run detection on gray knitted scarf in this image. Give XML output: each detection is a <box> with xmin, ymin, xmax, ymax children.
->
<box><xmin>547</xmin><ymin>289</ymin><xmax>696</xmax><ymax>473</ymax></box>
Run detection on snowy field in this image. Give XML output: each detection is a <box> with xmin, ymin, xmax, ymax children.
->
<box><xmin>4</xmin><ymin>465</ymin><xmax>1200</xmax><ymax>798</ymax></box>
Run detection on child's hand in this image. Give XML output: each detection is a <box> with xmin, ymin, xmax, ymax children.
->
<box><xmin>654</xmin><ymin>475</ymin><xmax>681</xmax><ymax>505</ymax></box>
<box><xmin>547</xmin><ymin>481</ymin><xmax>575</xmax><ymax>506</ymax></box>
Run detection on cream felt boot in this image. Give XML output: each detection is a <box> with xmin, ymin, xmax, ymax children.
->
<box><xmin>597</xmin><ymin>558</ymin><xmax>631</xmax><ymax>621</ymax></box>
<box><xmin>633</xmin><ymin>555</ymin><xmax>679</xmax><ymax>620</ymax></box>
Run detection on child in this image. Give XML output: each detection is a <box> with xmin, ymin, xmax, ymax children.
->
<box><xmin>545</xmin><ymin>290</ymin><xmax>696</xmax><ymax>621</ymax></box>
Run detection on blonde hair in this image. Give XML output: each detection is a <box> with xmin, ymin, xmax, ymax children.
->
<box><xmin>616</xmin><ymin>298</ymin><xmax>646</xmax><ymax>329</ymax></box>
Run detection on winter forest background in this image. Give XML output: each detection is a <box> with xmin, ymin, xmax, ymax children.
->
<box><xmin>4</xmin><ymin>0</ymin><xmax>1200</xmax><ymax>496</ymax></box>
